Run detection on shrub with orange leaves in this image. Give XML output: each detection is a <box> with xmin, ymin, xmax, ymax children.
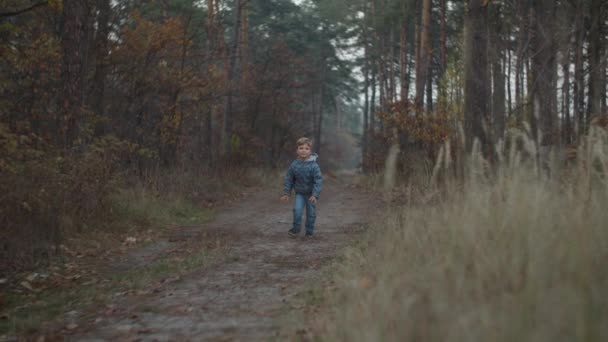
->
<box><xmin>377</xmin><ymin>100</ymin><xmax>453</xmax><ymax>148</ymax></box>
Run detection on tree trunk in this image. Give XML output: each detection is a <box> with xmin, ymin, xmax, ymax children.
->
<box><xmin>439</xmin><ymin>0</ymin><xmax>447</xmax><ymax>74</ymax></box>
<box><xmin>60</xmin><ymin>0</ymin><xmax>87</xmax><ymax>150</ymax></box>
<box><xmin>438</xmin><ymin>0</ymin><xmax>447</xmax><ymax>110</ymax></box>
<box><xmin>463</xmin><ymin>0</ymin><xmax>490</xmax><ymax>154</ymax></box>
<box><xmin>573</xmin><ymin>0</ymin><xmax>585</xmax><ymax>138</ymax></box>
<box><xmin>363</xmin><ymin>45</ymin><xmax>370</xmax><ymax>170</ymax></box>
<box><xmin>207</xmin><ymin>0</ymin><xmax>216</xmax><ymax>40</ymax></box>
<box><xmin>315</xmin><ymin>72</ymin><xmax>325</xmax><ymax>156</ymax></box>
<box><xmin>514</xmin><ymin>0</ymin><xmax>529</xmax><ymax>126</ymax></box>
<box><xmin>160</xmin><ymin>0</ymin><xmax>169</xmax><ymax>19</ymax></box>
<box><xmin>415</xmin><ymin>0</ymin><xmax>431</xmax><ymax>110</ymax></box>
<box><xmin>490</xmin><ymin>4</ymin><xmax>505</xmax><ymax>142</ymax></box>
<box><xmin>507</xmin><ymin>47</ymin><xmax>512</xmax><ymax>117</ymax></box>
<box><xmin>530</xmin><ymin>0</ymin><xmax>557</xmax><ymax>147</ymax></box>
<box><xmin>399</xmin><ymin>21</ymin><xmax>409</xmax><ymax>101</ymax></box>
<box><xmin>587</xmin><ymin>0</ymin><xmax>604</xmax><ymax>123</ymax></box>
<box><xmin>426</xmin><ymin>61</ymin><xmax>433</xmax><ymax>111</ymax></box>
<box><xmin>222</xmin><ymin>0</ymin><xmax>243</xmax><ymax>157</ymax></box>
<box><xmin>563</xmin><ymin>52</ymin><xmax>572</xmax><ymax>144</ymax></box>
<box><xmin>240</xmin><ymin>0</ymin><xmax>249</xmax><ymax>85</ymax></box>
<box><xmin>602</xmin><ymin>46</ymin><xmax>607</xmax><ymax>115</ymax></box>
<box><xmin>371</xmin><ymin>65</ymin><xmax>377</xmax><ymax>133</ymax></box>
<box><xmin>389</xmin><ymin>27</ymin><xmax>396</xmax><ymax>103</ymax></box>
<box><xmin>92</xmin><ymin>0</ymin><xmax>110</xmax><ymax>125</ymax></box>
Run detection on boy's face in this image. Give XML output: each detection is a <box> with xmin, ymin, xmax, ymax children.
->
<box><xmin>296</xmin><ymin>144</ymin><xmax>312</xmax><ymax>160</ymax></box>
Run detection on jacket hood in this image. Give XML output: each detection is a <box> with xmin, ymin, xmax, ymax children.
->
<box><xmin>306</xmin><ymin>153</ymin><xmax>318</xmax><ymax>162</ymax></box>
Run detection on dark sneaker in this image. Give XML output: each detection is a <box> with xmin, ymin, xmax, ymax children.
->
<box><xmin>288</xmin><ymin>229</ymin><xmax>299</xmax><ymax>237</ymax></box>
<box><xmin>305</xmin><ymin>232</ymin><xmax>313</xmax><ymax>238</ymax></box>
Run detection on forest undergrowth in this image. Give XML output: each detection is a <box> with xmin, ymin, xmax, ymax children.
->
<box><xmin>0</xmin><ymin>127</ymin><xmax>279</xmax><ymax>335</ymax></box>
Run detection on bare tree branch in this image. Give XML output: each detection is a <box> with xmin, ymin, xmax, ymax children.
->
<box><xmin>0</xmin><ymin>1</ymin><xmax>49</xmax><ymax>18</ymax></box>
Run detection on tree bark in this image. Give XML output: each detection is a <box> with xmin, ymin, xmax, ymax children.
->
<box><xmin>573</xmin><ymin>0</ymin><xmax>585</xmax><ymax>138</ymax></box>
<box><xmin>463</xmin><ymin>0</ymin><xmax>490</xmax><ymax>154</ymax></box>
<box><xmin>92</xmin><ymin>0</ymin><xmax>111</xmax><ymax>123</ymax></box>
<box><xmin>438</xmin><ymin>0</ymin><xmax>447</xmax><ymax>110</ymax></box>
<box><xmin>371</xmin><ymin>64</ymin><xmax>377</xmax><ymax>133</ymax></box>
<box><xmin>415</xmin><ymin>0</ymin><xmax>431</xmax><ymax>110</ymax></box>
<box><xmin>587</xmin><ymin>0</ymin><xmax>604</xmax><ymax>123</ymax></box>
<box><xmin>222</xmin><ymin>0</ymin><xmax>243</xmax><ymax>157</ymax></box>
<box><xmin>507</xmin><ymin>47</ymin><xmax>512</xmax><ymax>117</ymax></box>
<box><xmin>315</xmin><ymin>68</ymin><xmax>325</xmax><ymax>156</ymax></box>
<box><xmin>490</xmin><ymin>4</ymin><xmax>505</xmax><ymax>142</ymax></box>
<box><xmin>240</xmin><ymin>0</ymin><xmax>249</xmax><ymax>86</ymax></box>
<box><xmin>602</xmin><ymin>46</ymin><xmax>607</xmax><ymax>116</ymax></box>
<box><xmin>562</xmin><ymin>51</ymin><xmax>572</xmax><ymax>144</ymax></box>
<box><xmin>389</xmin><ymin>27</ymin><xmax>396</xmax><ymax>103</ymax></box>
<box><xmin>160</xmin><ymin>0</ymin><xmax>169</xmax><ymax>19</ymax></box>
<box><xmin>60</xmin><ymin>0</ymin><xmax>87</xmax><ymax>149</ymax></box>
<box><xmin>399</xmin><ymin>20</ymin><xmax>409</xmax><ymax>101</ymax></box>
<box><xmin>530</xmin><ymin>0</ymin><xmax>557</xmax><ymax>147</ymax></box>
<box><xmin>363</xmin><ymin>43</ymin><xmax>370</xmax><ymax>170</ymax></box>
<box><xmin>426</xmin><ymin>61</ymin><xmax>433</xmax><ymax>111</ymax></box>
<box><xmin>0</xmin><ymin>1</ymin><xmax>48</xmax><ymax>18</ymax></box>
<box><xmin>514</xmin><ymin>0</ymin><xmax>529</xmax><ymax>126</ymax></box>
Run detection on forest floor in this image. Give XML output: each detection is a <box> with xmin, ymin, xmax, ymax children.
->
<box><xmin>23</xmin><ymin>175</ymin><xmax>376</xmax><ymax>341</ymax></box>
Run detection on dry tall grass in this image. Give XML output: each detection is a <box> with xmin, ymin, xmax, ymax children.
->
<box><xmin>321</xmin><ymin>127</ymin><xmax>608</xmax><ymax>341</ymax></box>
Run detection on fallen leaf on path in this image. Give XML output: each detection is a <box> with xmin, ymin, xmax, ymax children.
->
<box><xmin>20</xmin><ymin>281</ymin><xmax>38</xmax><ymax>292</ymax></box>
<box><xmin>359</xmin><ymin>276</ymin><xmax>374</xmax><ymax>289</ymax></box>
<box><xmin>66</xmin><ymin>323</ymin><xmax>78</xmax><ymax>330</ymax></box>
<box><xmin>115</xmin><ymin>324</ymin><xmax>134</xmax><ymax>334</ymax></box>
<box><xmin>124</xmin><ymin>237</ymin><xmax>137</xmax><ymax>245</ymax></box>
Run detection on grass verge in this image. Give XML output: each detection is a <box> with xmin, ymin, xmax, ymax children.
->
<box><xmin>283</xmin><ymin>130</ymin><xmax>608</xmax><ymax>341</ymax></box>
<box><xmin>1</xmin><ymin>168</ymin><xmax>277</xmax><ymax>337</ymax></box>
<box><xmin>0</xmin><ymin>244</ymin><xmax>226</xmax><ymax>336</ymax></box>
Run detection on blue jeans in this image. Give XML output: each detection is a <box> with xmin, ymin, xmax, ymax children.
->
<box><xmin>293</xmin><ymin>193</ymin><xmax>316</xmax><ymax>234</ymax></box>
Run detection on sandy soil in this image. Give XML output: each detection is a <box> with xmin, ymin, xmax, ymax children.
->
<box><xmin>61</xmin><ymin>177</ymin><xmax>374</xmax><ymax>341</ymax></box>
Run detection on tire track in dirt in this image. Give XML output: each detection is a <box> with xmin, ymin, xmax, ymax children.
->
<box><xmin>73</xmin><ymin>178</ymin><xmax>374</xmax><ymax>341</ymax></box>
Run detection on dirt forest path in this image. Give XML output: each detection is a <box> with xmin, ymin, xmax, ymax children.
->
<box><xmin>72</xmin><ymin>177</ymin><xmax>375</xmax><ymax>341</ymax></box>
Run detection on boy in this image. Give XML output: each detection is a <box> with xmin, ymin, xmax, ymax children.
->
<box><xmin>280</xmin><ymin>137</ymin><xmax>323</xmax><ymax>238</ymax></box>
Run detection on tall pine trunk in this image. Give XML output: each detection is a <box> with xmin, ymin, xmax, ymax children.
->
<box><xmin>438</xmin><ymin>0</ymin><xmax>447</xmax><ymax>110</ymax></box>
<box><xmin>490</xmin><ymin>4</ymin><xmax>505</xmax><ymax>142</ymax></box>
<box><xmin>222</xmin><ymin>0</ymin><xmax>243</xmax><ymax>157</ymax></box>
<box><xmin>463</xmin><ymin>0</ymin><xmax>490</xmax><ymax>154</ymax></box>
<box><xmin>531</xmin><ymin>0</ymin><xmax>557</xmax><ymax>149</ymax></box>
<box><xmin>514</xmin><ymin>0</ymin><xmax>529</xmax><ymax>126</ymax></box>
<box><xmin>92</xmin><ymin>0</ymin><xmax>110</xmax><ymax>124</ymax></box>
<box><xmin>573</xmin><ymin>0</ymin><xmax>585</xmax><ymax>138</ymax></box>
<box><xmin>399</xmin><ymin>21</ymin><xmax>409</xmax><ymax>101</ymax></box>
<box><xmin>60</xmin><ymin>0</ymin><xmax>87</xmax><ymax>150</ymax></box>
<box><xmin>415</xmin><ymin>0</ymin><xmax>431</xmax><ymax>110</ymax></box>
<box><xmin>587</xmin><ymin>0</ymin><xmax>604</xmax><ymax>123</ymax></box>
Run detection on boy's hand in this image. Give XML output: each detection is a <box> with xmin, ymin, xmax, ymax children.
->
<box><xmin>309</xmin><ymin>196</ymin><xmax>317</xmax><ymax>205</ymax></box>
<box><xmin>280</xmin><ymin>195</ymin><xmax>290</xmax><ymax>202</ymax></box>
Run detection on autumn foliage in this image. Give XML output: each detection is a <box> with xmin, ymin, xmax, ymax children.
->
<box><xmin>377</xmin><ymin>100</ymin><xmax>452</xmax><ymax>146</ymax></box>
<box><xmin>0</xmin><ymin>1</ymin><xmax>333</xmax><ymax>272</ymax></box>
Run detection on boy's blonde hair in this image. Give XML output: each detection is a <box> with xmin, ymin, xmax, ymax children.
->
<box><xmin>296</xmin><ymin>137</ymin><xmax>313</xmax><ymax>148</ymax></box>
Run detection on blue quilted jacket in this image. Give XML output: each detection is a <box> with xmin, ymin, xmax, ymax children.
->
<box><xmin>283</xmin><ymin>153</ymin><xmax>323</xmax><ymax>198</ymax></box>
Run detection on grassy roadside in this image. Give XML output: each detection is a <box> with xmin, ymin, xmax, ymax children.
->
<box><xmin>0</xmin><ymin>168</ymin><xmax>280</xmax><ymax>338</ymax></box>
<box><xmin>281</xmin><ymin>133</ymin><xmax>608</xmax><ymax>341</ymax></box>
<box><xmin>0</xmin><ymin>245</ymin><xmax>225</xmax><ymax>336</ymax></box>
